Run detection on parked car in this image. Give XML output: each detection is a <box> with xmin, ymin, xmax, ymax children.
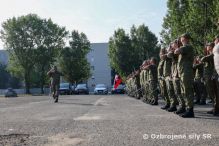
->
<box><xmin>5</xmin><ymin>88</ymin><xmax>17</xmax><ymax>97</ymax></box>
<box><xmin>94</xmin><ymin>84</ymin><xmax>108</xmax><ymax>95</ymax></box>
<box><xmin>111</xmin><ymin>84</ymin><xmax>126</xmax><ymax>94</ymax></box>
<box><xmin>59</xmin><ymin>83</ymin><xmax>72</xmax><ymax>95</ymax></box>
<box><xmin>75</xmin><ymin>84</ymin><xmax>89</xmax><ymax>94</ymax></box>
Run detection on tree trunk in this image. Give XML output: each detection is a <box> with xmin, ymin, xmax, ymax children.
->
<box><xmin>24</xmin><ymin>71</ymin><xmax>31</xmax><ymax>94</ymax></box>
<box><xmin>40</xmin><ymin>67</ymin><xmax>45</xmax><ymax>94</ymax></box>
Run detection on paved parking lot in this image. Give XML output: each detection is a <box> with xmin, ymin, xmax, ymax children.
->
<box><xmin>0</xmin><ymin>95</ymin><xmax>219</xmax><ymax>146</ymax></box>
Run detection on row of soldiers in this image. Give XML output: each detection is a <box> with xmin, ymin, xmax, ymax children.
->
<box><xmin>126</xmin><ymin>33</ymin><xmax>219</xmax><ymax>118</ymax></box>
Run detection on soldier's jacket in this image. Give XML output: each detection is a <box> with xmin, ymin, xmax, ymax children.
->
<box><xmin>163</xmin><ymin>56</ymin><xmax>172</xmax><ymax>77</ymax></box>
<box><xmin>193</xmin><ymin>63</ymin><xmax>204</xmax><ymax>80</ymax></box>
<box><xmin>201</xmin><ymin>54</ymin><xmax>214</xmax><ymax>77</ymax></box>
<box><xmin>167</xmin><ymin>51</ymin><xmax>179</xmax><ymax>78</ymax></box>
<box><xmin>148</xmin><ymin>64</ymin><xmax>158</xmax><ymax>81</ymax></box>
<box><xmin>177</xmin><ymin>44</ymin><xmax>194</xmax><ymax>77</ymax></box>
<box><xmin>48</xmin><ymin>70</ymin><xmax>63</xmax><ymax>85</ymax></box>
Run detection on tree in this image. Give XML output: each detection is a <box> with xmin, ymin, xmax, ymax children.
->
<box><xmin>34</xmin><ymin>18</ymin><xmax>67</xmax><ymax>93</ymax></box>
<box><xmin>1</xmin><ymin>14</ymin><xmax>39</xmax><ymax>93</ymax></box>
<box><xmin>0</xmin><ymin>63</ymin><xmax>10</xmax><ymax>89</ymax></box>
<box><xmin>109</xmin><ymin>28</ymin><xmax>134</xmax><ymax>77</ymax></box>
<box><xmin>108</xmin><ymin>25</ymin><xmax>158</xmax><ymax>78</ymax></box>
<box><xmin>161</xmin><ymin>0</ymin><xmax>219</xmax><ymax>54</ymax></box>
<box><xmin>58</xmin><ymin>30</ymin><xmax>91</xmax><ymax>84</ymax></box>
<box><xmin>1</xmin><ymin>14</ymin><xmax>67</xmax><ymax>94</ymax></box>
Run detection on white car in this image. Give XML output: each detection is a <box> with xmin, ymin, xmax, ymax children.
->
<box><xmin>94</xmin><ymin>84</ymin><xmax>108</xmax><ymax>95</ymax></box>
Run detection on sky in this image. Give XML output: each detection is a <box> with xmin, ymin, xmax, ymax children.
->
<box><xmin>0</xmin><ymin>0</ymin><xmax>167</xmax><ymax>49</ymax></box>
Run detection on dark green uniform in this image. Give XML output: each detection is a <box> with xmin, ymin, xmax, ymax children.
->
<box><xmin>168</xmin><ymin>52</ymin><xmax>184</xmax><ymax>108</ymax></box>
<box><xmin>164</xmin><ymin>56</ymin><xmax>175</xmax><ymax>107</ymax></box>
<box><xmin>177</xmin><ymin>44</ymin><xmax>194</xmax><ymax>109</ymax></box>
<box><xmin>158</xmin><ymin>59</ymin><xmax>169</xmax><ymax>105</ymax></box>
<box><xmin>47</xmin><ymin>68</ymin><xmax>63</xmax><ymax>102</ymax></box>
<box><xmin>193</xmin><ymin>62</ymin><xmax>206</xmax><ymax>104</ymax></box>
<box><xmin>201</xmin><ymin>54</ymin><xmax>214</xmax><ymax>102</ymax></box>
<box><xmin>148</xmin><ymin>64</ymin><xmax>158</xmax><ymax>104</ymax></box>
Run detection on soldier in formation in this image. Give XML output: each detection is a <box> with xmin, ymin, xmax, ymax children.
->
<box><xmin>125</xmin><ymin>33</ymin><xmax>219</xmax><ymax>118</ymax></box>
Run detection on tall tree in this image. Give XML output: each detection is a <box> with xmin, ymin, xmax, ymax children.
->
<box><xmin>1</xmin><ymin>14</ymin><xmax>39</xmax><ymax>93</ymax></box>
<box><xmin>34</xmin><ymin>18</ymin><xmax>67</xmax><ymax>93</ymax></box>
<box><xmin>109</xmin><ymin>28</ymin><xmax>134</xmax><ymax>77</ymax></box>
<box><xmin>58</xmin><ymin>30</ymin><xmax>91</xmax><ymax>84</ymax></box>
<box><xmin>1</xmin><ymin>14</ymin><xmax>67</xmax><ymax>94</ymax></box>
<box><xmin>161</xmin><ymin>0</ymin><xmax>219</xmax><ymax>54</ymax></box>
<box><xmin>109</xmin><ymin>25</ymin><xmax>158</xmax><ymax>78</ymax></box>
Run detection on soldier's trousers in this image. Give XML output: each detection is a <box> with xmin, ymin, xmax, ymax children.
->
<box><xmin>165</xmin><ymin>77</ymin><xmax>177</xmax><ymax>107</ymax></box>
<box><xmin>159</xmin><ymin>79</ymin><xmax>169</xmax><ymax>105</ymax></box>
<box><xmin>193</xmin><ymin>78</ymin><xmax>206</xmax><ymax>102</ymax></box>
<box><xmin>180</xmin><ymin>75</ymin><xmax>194</xmax><ymax>109</ymax></box>
<box><xmin>212</xmin><ymin>75</ymin><xmax>219</xmax><ymax>112</ymax></box>
<box><xmin>51</xmin><ymin>84</ymin><xmax>60</xmax><ymax>98</ymax></box>
<box><xmin>204</xmin><ymin>76</ymin><xmax>214</xmax><ymax>101</ymax></box>
<box><xmin>149</xmin><ymin>80</ymin><xmax>158</xmax><ymax>102</ymax></box>
<box><xmin>173</xmin><ymin>78</ymin><xmax>185</xmax><ymax>108</ymax></box>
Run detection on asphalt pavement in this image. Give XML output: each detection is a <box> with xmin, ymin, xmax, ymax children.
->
<box><xmin>0</xmin><ymin>94</ymin><xmax>219</xmax><ymax>146</ymax></box>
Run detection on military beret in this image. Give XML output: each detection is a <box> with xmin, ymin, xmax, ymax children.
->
<box><xmin>181</xmin><ymin>33</ymin><xmax>191</xmax><ymax>39</ymax></box>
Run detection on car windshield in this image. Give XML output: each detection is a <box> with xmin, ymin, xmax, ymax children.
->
<box><xmin>96</xmin><ymin>84</ymin><xmax>106</xmax><ymax>88</ymax></box>
<box><xmin>77</xmin><ymin>84</ymin><xmax>86</xmax><ymax>88</ymax></box>
<box><xmin>60</xmin><ymin>83</ymin><xmax>69</xmax><ymax>88</ymax></box>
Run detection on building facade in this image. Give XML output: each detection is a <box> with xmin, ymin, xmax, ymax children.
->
<box><xmin>87</xmin><ymin>43</ymin><xmax>112</xmax><ymax>92</ymax></box>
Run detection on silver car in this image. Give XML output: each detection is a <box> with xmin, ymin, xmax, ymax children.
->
<box><xmin>94</xmin><ymin>84</ymin><xmax>108</xmax><ymax>95</ymax></box>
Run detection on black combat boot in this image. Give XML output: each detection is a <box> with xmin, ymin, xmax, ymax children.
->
<box><xmin>167</xmin><ymin>106</ymin><xmax>177</xmax><ymax>112</ymax></box>
<box><xmin>174</xmin><ymin>107</ymin><xmax>186</xmax><ymax>115</ymax></box>
<box><xmin>180</xmin><ymin>108</ymin><xmax>194</xmax><ymax>118</ymax></box>
<box><xmin>161</xmin><ymin>104</ymin><xmax>170</xmax><ymax>110</ymax></box>
<box><xmin>54</xmin><ymin>96</ymin><xmax>59</xmax><ymax>103</ymax></box>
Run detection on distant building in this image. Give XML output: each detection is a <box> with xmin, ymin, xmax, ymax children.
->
<box><xmin>0</xmin><ymin>43</ymin><xmax>112</xmax><ymax>91</ymax></box>
<box><xmin>87</xmin><ymin>43</ymin><xmax>112</xmax><ymax>92</ymax></box>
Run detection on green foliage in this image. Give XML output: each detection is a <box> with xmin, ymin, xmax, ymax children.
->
<box><xmin>0</xmin><ymin>63</ymin><xmax>21</xmax><ymax>89</ymax></box>
<box><xmin>0</xmin><ymin>14</ymin><xmax>67</xmax><ymax>93</ymax></box>
<box><xmin>109</xmin><ymin>24</ymin><xmax>158</xmax><ymax>78</ymax></box>
<box><xmin>161</xmin><ymin>0</ymin><xmax>219</xmax><ymax>54</ymax></box>
<box><xmin>58</xmin><ymin>30</ymin><xmax>91</xmax><ymax>84</ymax></box>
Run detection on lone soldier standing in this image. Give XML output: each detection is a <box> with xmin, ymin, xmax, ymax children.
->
<box><xmin>47</xmin><ymin>66</ymin><xmax>63</xmax><ymax>103</ymax></box>
<box><xmin>174</xmin><ymin>33</ymin><xmax>194</xmax><ymax>118</ymax></box>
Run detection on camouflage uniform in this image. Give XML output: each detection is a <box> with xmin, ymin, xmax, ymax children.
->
<box><xmin>201</xmin><ymin>54</ymin><xmax>215</xmax><ymax>102</ymax></box>
<box><xmin>193</xmin><ymin>62</ymin><xmax>206</xmax><ymax>104</ymax></box>
<box><xmin>47</xmin><ymin>67</ymin><xmax>63</xmax><ymax>103</ymax></box>
<box><xmin>148</xmin><ymin>64</ymin><xmax>158</xmax><ymax>105</ymax></box>
<box><xmin>158</xmin><ymin>59</ymin><xmax>169</xmax><ymax>105</ymax></box>
<box><xmin>177</xmin><ymin>44</ymin><xmax>194</xmax><ymax>110</ymax></box>
<box><xmin>163</xmin><ymin>56</ymin><xmax>175</xmax><ymax>107</ymax></box>
<box><xmin>168</xmin><ymin>52</ymin><xmax>184</xmax><ymax>108</ymax></box>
